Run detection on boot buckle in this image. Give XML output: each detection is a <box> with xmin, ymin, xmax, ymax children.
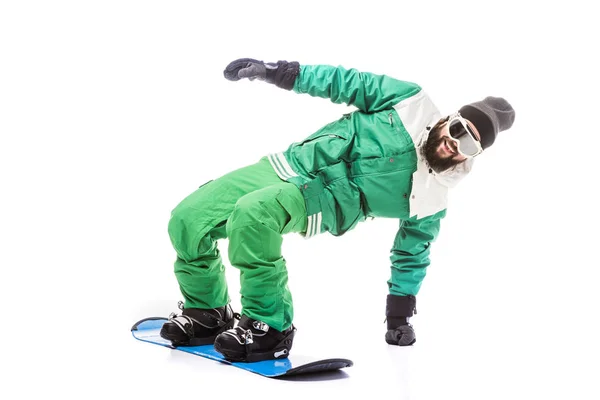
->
<box><xmin>252</xmin><ymin>321</ymin><xmax>269</xmax><ymax>332</ymax></box>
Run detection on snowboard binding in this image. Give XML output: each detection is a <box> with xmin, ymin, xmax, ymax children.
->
<box><xmin>214</xmin><ymin>315</ymin><xmax>296</xmax><ymax>362</ymax></box>
<box><xmin>160</xmin><ymin>301</ymin><xmax>238</xmax><ymax>347</ymax></box>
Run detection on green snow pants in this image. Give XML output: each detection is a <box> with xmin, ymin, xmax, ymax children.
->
<box><xmin>167</xmin><ymin>156</ymin><xmax>307</xmax><ymax>331</ymax></box>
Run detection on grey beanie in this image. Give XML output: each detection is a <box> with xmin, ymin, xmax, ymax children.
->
<box><xmin>459</xmin><ymin>96</ymin><xmax>515</xmax><ymax>149</ymax></box>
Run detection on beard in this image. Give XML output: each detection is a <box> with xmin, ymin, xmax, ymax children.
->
<box><xmin>422</xmin><ymin>126</ymin><xmax>464</xmax><ymax>173</ymax></box>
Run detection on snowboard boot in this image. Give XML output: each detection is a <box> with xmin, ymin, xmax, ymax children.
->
<box><xmin>213</xmin><ymin>315</ymin><xmax>296</xmax><ymax>362</ymax></box>
<box><xmin>160</xmin><ymin>301</ymin><xmax>237</xmax><ymax>347</ymax></box>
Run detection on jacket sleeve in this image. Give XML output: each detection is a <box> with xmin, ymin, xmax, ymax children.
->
<box><xmin>293</xmin><ymin>64</ymin><xmax>421</xmax><ymax>113</ymax></box>
<box><xmin>388</xmin><ymin>210</ymin><xmax>446</xmax><ymax>297</ymax></box>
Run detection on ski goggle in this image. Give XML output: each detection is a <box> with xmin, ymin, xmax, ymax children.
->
<box><xmin>447</xmin><ymin>113</ymin><xmax>483</xmax><ymax>158</ymax></box>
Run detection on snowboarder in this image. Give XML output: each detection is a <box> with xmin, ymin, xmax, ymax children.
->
<box><xmin>159</xmin><ymin>58</ymin><xmax>516</xmax><ymax>362</ymax></box>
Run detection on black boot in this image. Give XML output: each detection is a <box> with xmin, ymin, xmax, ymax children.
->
<box><xmin>214</xmin><ymin>315</ymin><xmax>295</xmax><ymax>362</ymax></box>
<box><xmin>160</xmin><ymin>301</ymin><xmax>237</xmax><ymax>346</ymax></box>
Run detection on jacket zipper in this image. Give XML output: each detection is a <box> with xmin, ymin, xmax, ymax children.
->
<box><xmin>301</xmin><ymin>134</ymin><xmax>347</xmax><ymax>144</ymax></box>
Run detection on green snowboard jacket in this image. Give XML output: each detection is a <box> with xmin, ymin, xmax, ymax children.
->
<box><xmin>266</xmin><ymin>64</ymin><xmax>473</xmax><ymax>298</ymax></box>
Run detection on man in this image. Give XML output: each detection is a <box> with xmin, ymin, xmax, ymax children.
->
<box><xmin>159</xmin><ymin>58</ymin><xmax>516</xmax><ymax>362</ymax></box>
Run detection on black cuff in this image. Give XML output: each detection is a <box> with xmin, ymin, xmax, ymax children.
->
<box><xmin>266</xmin><ymin>61</ymin><xmax>300</xmax><ymax>90</ymax></box>
<box><xmin>386</xmin><ymin>316</ymin><xmax>409</xmax><ymax>330</ymax></box>
<box><xmin>386</xmin><ymin>294</ymin><xmax>417</xmax><ymax>318</ymax></box>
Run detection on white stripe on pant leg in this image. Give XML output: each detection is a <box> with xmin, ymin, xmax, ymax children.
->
<box><xmin>275</xmin><ymin>153</ymin><xmax>298</xmax><ymax>178</ymax></box>
<box><xmin>315</xmin><ymin>212</ymin><xmax>322</xmax><ymax>236</ymax></box>
<box><xmin>306</xmin><ymin>214</ymin><xmax>314</xmax><ymax>238</ymax></box>
<box><xmin>306</xmin><ymin>212</ymin><xmax>322</xmax><ymax>238</ymax></box>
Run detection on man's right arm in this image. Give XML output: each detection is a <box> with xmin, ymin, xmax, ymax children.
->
<box><xmin>223</xmin><ymin>58</ymin><xmax>421</xmax><ymax>113</ymax></box>
<box><xmin>294</xmin><ymin>64</ymin><xmax>421</xmax><ymax>113</ymax></box>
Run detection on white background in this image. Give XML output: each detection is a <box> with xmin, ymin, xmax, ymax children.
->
<box><xmin>1</xmin><ymin>1</ymin><xmax>598</xmax><ymax>399</ymax></box>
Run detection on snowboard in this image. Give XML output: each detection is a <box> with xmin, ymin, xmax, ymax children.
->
<box><xmin>131</xmin><ymin>317</ymin><xmax>353</xmax><ymax>378</ymax></box>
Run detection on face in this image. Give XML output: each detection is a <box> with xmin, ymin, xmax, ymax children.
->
<box><xmin>423</xmin><ymin>118</ymin><xmax>481</xmax><ymax>173</ymax></box>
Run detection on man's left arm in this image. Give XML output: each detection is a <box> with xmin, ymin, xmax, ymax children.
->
<box><xmin>386</xmin><ymin>209</ymin><xmax>446</xmax><ymax>345</ymax></box>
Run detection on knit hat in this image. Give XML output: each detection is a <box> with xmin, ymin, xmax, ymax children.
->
<box><xmin>459</xmin><ymin>96</ymin><xmax>515</xmax><ymax>149</ymax></box>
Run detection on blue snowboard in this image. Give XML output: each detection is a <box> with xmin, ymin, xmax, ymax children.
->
<box><xmin>131</xmin><ymin>317</ymin><xmax>353</xmax><ymax>378</ymax></box>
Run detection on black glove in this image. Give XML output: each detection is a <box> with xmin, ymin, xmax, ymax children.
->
<box><xmin>223</xmin><ymin>58</ymin><xmax>300</xmax><ymax>90</ymax></box>
<box><xmin>386</xmin><ymin>325</ymin><xmax>416</xmax><ymax>346</ymax></box>
<box><xmin>385</xmin><ymin>294</ymin><xmax>417</xmax><ymax>346</ymax></box>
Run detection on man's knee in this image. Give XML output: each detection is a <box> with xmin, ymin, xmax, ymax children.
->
<box><xmin>226</xmin><ymin>193</ymin><xmax>273</xmax><ymax>234</ymax></box>
<box><xmin>168</xmin><ymin>203</ymin><xmax>213</xmax><ymax>260</ymax></box>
